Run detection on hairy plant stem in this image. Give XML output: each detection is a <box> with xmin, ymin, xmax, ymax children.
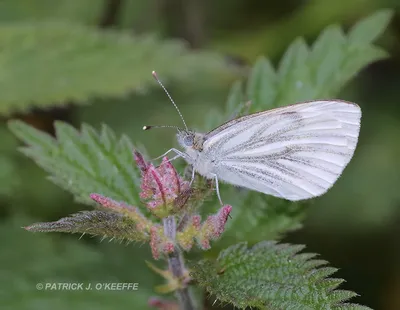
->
<box><xmin>163</xmin><ymin>215</ymin><xmax>196</xmax><ymax>310</ymax></box>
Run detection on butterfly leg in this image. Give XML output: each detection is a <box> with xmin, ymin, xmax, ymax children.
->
<box><xmin>189</xmin><ymin>166</ymin><xmax>196</xmax><ymax>186</ymax></box>
<box><xmin>211</xmin><ymin>173</ymin><xmax>223</xmax><ymax>205</ymax></box>
<box><xmin>156</xmin><ymin>154</ymin><xmax>182</xmax><ymax>169</ymax></box>
<box><xmin>152</xmin><ymin>148</ymin><xmax>186</xmax><ymax>161</ymax></box>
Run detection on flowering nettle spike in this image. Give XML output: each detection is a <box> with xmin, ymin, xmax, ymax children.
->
<box><xmin>90</xmin><ymin>193</ymin><xmax>154</xmax><ymax>236</ymax></box>
<box><xmin>150</xmin><ymin>226</ymin><xmax>175</xmax><ymax>260</ymax></box>
<box><xmin>176</xmin><ymin>205</ymin><xmax>232</xmax><ymax>251</ymax></box>
<box><xmin>135</xmin><ymin>151</ymin><xmax>190</xmax><ymax>218</ymax></box>
<box><xmin>199</xmin><ymin>205</ymin><xmax>232</xmax><ymax>249</ymax></box>
<box><xmin>24</xmin><ymin>210</ymin><xmax>151</xmax><ymax>243</ymax></box>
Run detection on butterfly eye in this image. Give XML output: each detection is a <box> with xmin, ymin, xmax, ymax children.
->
<box><xmin>183</xmin><ymin>135</ymin><xmax>194</xmax><ymax>147</ymax></box>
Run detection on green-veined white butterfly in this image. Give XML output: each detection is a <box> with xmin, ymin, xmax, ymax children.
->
<box><xmin>145</xmin><ymin>71</ymin><xmax>361</xmax><ymax>205</ymax></box>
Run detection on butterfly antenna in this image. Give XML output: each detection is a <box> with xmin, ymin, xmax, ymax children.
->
<box><xmin>143</xmin><ymin>125</ymin><xmax>182</xmax><ymax>131</ymax></box>
<box><xmin>152</xmin><ymin>71</ymin><xmax>188</xmax><ymax>131</ymax></box>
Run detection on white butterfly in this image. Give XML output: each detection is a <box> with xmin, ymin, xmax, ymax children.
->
<box><xmin>146</xmin><ymin>72</ymin><xmax>361</xmax><ymax>205</ymax></box>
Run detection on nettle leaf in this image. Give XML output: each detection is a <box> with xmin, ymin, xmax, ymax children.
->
<box><xmin>309</xmin><ymin>25</ymin><xmax>346</xmax><ymax>92</ymax></box>
<box><xmin>192</xmin><ymin>241</ymin><xmax>371</xmax><ymax>310</ymax></box>
<box><xmin>206</xmin><ymin>10</ymin><xmax>392</xmax><ymax>136</ymax></box>
<box><xmin>244</xmin><ymin>9</ymin><xmax>392</xmax><ymax>110</ymax></box>
<box><xmin>348</xmin><ymin>9</ymin><xmax>393</xmax><ymax>45</ymax></box>
<box><xmin>8</xmin><ymin>120</ymin><xmax>141</xmax><ymax>206</ymax></box>
<box><xmin>0</xmin><ymin>21</ymin><xmax>226</xmax><ymax>115</ymax></box>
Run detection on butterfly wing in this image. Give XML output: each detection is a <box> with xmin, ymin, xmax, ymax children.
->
<box><xmin>203</xmin><ymin>100</ymin><xmax>361</xmax><ymax>201</ymax></box>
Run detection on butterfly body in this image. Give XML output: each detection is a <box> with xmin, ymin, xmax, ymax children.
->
<box><xmin>177</xmin><ymin>131</ymin><xmax>215</xmax><ymax>179</ymax></box>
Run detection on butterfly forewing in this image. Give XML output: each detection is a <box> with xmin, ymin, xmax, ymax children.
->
<box><xmin>202</xmin><ymin>100</ymin><xmax>361</xmax><ymax>201</ymax></box>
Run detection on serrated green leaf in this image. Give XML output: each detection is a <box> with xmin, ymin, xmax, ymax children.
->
<box><xmin>329</xmin><ymin>290</ymin><xmax>359</xmax><ymax>304</ymax></box>
<box><xmin>191</xmin><ymin>241</ymin><xmax>371</xmax><ymax>310</ymax></box>
<box><xmin>8</xmin><ymin>120</ymin><xmax>142</xmax><ymax>207</ymax></box>
<box><xmin>236</xmin><ymin>9</ymin><xmax>393</xmax><ymax>111</ymax></box>
<box><xmin>319</xmin><ymin>278</ymin><xmax>346</xmax><ymax>293</ymax></box>
<box><xmin>348</xmin><ymin>9</ymin><xmax>394</xmax><ymax>45</ymax></box>
<box><xmin>310</xmin><ymin>25</ymin><xmax>346</xmax><ymax>93</ymax></box>
<box><xmin>277</xmin><ymin>37</ymin><xmax>309</xmax><ymax>81</ymax></box>
<box><xmin>0</xmin><ymin>21</ymin><xmax>226</xmax><ymax>115</ymax></box>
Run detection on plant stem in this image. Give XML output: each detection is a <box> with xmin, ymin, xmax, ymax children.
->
<box><xmin>163</xmin><ymin>216</ymin><xmax>196</xmax><ymax>310</ymax></box>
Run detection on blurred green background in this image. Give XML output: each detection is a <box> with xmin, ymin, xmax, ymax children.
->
<box><xmin>1</xmin><ymin>1</ymin><xmax>400</xmax><ymax>309</ymax></box>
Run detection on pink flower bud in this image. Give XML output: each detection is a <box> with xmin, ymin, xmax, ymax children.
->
<box><xmin>199</xmin><ymin>205</ymin><xmax>232</xmax><ymax>250</ymax></box>
<box><xmin>135</xmin><ymin>151</ymin><xmax>190</xmax><ymax>218</ymax></box>
<box><xmin>90</xmin><ymin>193</ymin><xmax>134</xmax><ymax>212</ymax></box>
<box><xmin>133</xmin><ymin>150</ymin><xmax>148</xmax><ymax>173</ymax></box>
<box><xmin>176</xmin><ymin>206</ymin><xmax>232</xmax><ymax>251</ymax></box>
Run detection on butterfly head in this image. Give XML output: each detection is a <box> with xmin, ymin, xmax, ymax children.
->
<box><xmin>177</xmin><ymin>130</ymin><xmax>205</xmax><ymax>151</ymax></box>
